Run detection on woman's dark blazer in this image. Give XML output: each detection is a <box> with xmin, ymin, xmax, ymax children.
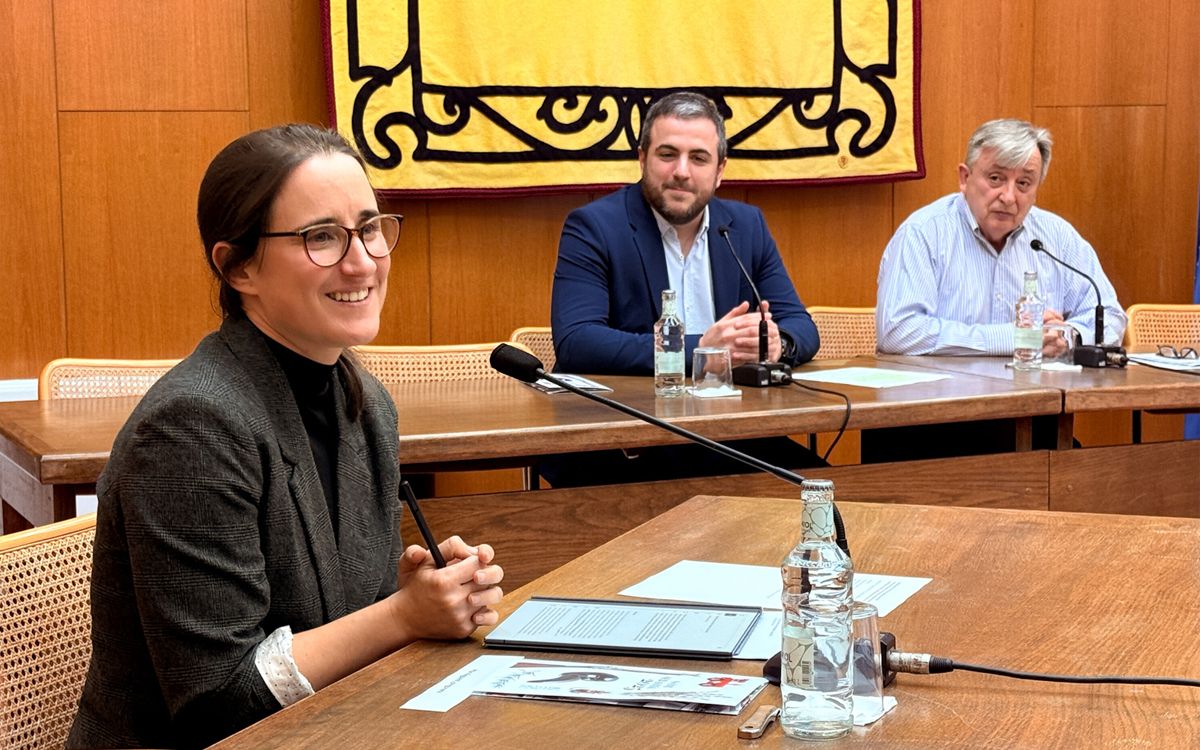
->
<box><xmin>67</xmin><ymin>316</ymin><xmax>403</xmax><ymax>749</ymax></box>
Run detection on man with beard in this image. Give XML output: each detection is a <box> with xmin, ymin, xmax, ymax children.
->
<box><xmin>551</xmin><ymin>92</ymin><xmax>818</xmax><ymax>375</ymax></box>
<box><xmin>543</xmin><ymin>91</ymin><xmax>822</xmax><ymax>487</ymax></box>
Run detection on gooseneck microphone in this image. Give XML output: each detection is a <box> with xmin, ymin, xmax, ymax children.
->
<box><xmin>716</xmin><ymin>226</ymin><xmax>792</xmax><ymax>387</ymax></box>
<box><xmin>1029</xmin><ymin>239</ymin><xmax>1106</xmax><ymax>345</ymax></box>
<box><xmin>489</xmin><ymin>343</ymin><xmax>849</xmax><ymax>556</ymax></box>
<box><xmin>716</xmin><ymin>226</ymin><xmax>770</xmax><ymax>362</ymax></box>
<box><xmin>1030</xmin><ymin>239</ymin><xmax>1127</xmax><ymax>368</ymax></box>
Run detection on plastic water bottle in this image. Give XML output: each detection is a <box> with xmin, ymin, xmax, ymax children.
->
<box><xmin>654</xmin><ymin>289</ymin><xmax>685</xmax><ymax>397</ymax></box>
<box><xmin>780</xmin><ymin>479</ymin><xmax>854</xmax><ymax>739</ymax></box>
<box><xmin>1013</xmin><ymin>271</ymin><xmax>1045</xmax><ymax>371</ymax></box>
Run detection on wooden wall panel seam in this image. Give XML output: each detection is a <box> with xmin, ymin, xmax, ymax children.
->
<box><xmin>54</xmin><ymin>108</ymin><xmax>71</xmax><ymax>362</ymax></box>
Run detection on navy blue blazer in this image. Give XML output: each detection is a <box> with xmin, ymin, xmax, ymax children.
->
<box><xmin>551</xmin><ymin>184</ymin><xmax>819</xmax><ymax>374</ymax></box>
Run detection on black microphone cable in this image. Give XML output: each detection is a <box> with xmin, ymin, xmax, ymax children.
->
<box><xmin>788</xmin><ymin>379</ymin><xmax>851</xmax><ymax>463</ymax></box>
<box><xmin>886</xmin><ymin>647</ymin><xmax>1200</xmax><ymax>688</ymax></box>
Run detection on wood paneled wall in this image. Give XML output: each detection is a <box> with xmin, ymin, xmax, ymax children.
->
<box><xmin>3</xmin><ymin>1</ymin><xmax>1198</xmax><ymax>449</ymax></box>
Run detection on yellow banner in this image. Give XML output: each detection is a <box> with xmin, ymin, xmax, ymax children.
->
<box><xmin>324</xmin><ymin>0</ymin><xmax>922</xmax><ymax>195</ymax></box>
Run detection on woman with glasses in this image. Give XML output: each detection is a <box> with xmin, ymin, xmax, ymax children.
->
<box><xmin>68</xmin><ymin>124</ymin><xmax>504</xmax><ymax>749</ymax></box>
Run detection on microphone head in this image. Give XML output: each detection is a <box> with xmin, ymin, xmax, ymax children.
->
<box><xmin>490</xmin><ymin>343</ymin><xmax>545</xmax><ymax>383</ymax></box>
<box><xmin>717</xmin><ymin>224</ymin><xmax>731</xmax><ymax>237</ymax></box>
<box><xmin>1030</xmin><ymin>239</ymin><xmax>1045</xmax><ymax>252</ymax></box>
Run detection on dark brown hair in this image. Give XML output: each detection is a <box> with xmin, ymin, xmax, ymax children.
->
<box><xmin>197</xmin><ymin>124</ymin><xmax>371</xmax><ymax>417</ymax></box>
<box><xmin>637</xmin><ymin>92</ymin><xmax>728</xmax><ymax>161</ymax></box>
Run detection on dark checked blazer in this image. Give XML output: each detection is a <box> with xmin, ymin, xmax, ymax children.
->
<box><xmin>67</xmin><ymin>316</ymin><xmax>402</xmax><ymax>750</ymax></box>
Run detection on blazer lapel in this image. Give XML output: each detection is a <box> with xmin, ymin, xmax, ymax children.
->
<box><xmin>626</xmin><ymin>184</ymin><xmax>670</xmax><ymax>317</ymax></box>
<box><xmin>219</xmin><ymin>317</ymin><xmax>346</xmax><ymax>619</ymax></box>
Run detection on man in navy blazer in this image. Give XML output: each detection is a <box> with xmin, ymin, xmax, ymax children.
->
<box><xmin>544</xmin><ymin>92</ymin><xmax>823</xmax><ymax>487</ymax></box>
<box><xmin>552</xmin><ymin>96</ymin><xmax>818</xmax><ymax>374</ymax></box>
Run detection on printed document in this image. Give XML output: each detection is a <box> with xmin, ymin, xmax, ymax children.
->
<box><xmin>485</xmin><ymin>597</ymin><xmax>760</xmax><ymax>659</ymax></box>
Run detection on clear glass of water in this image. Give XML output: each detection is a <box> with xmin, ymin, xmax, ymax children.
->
<box><xmin>691</xmin><ymin>347</ymin><xmax>733</xmax><ymax>395</ymax></box>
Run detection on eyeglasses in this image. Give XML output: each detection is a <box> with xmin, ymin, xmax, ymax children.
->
<box><xmin>261</xmin><ymin>214</ymin><xmax>403</xmax><ymax>267</ymax></box>
<box><xmin>1156</xmin><ymin>345</ymin><xmax>1198</xmax><ymax>360</ymax></box>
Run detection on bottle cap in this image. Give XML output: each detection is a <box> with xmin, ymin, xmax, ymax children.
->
<box><xmin>801</xmin><ymin>479</ymin><xmax>834</xmax><ymax>492</ymax></box>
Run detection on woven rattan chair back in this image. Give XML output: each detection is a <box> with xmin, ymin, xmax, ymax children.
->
<box><xmin>807</xmin><ymin>306</ymin><xmax>877</xmax><ymax>360</ymax></box>
<box><xmin>1123</xmin><ymin>303</ymin><xmax>1200</xmax><ymax>349</ymax></box>
<box><xmin>509</xmin><ymin>327</ymin><xmax>555</xmax><ymax>372</ymax></box>
<box><xmin>352</xmin><ymin>342</ymin><xmax>530</xmax><ymax>383</ymax></box>
<box><xmin>0</xmin><ymin>514</ymin><xmax>96</xmax><ymax>750</ymax></box>
<box><xmin>38</xmin><ymin>358</ymin><xmax>180</xmax><ymax>400</ymax></box>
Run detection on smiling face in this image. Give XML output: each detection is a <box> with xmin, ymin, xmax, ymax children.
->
<box><xmin>222</xmin><ymin>152</ymin><xmax>390</xmax><ymax>364</ymax></box>
<box><xmin>638</xmin><ymin>115</ymin><xmax>726</xmax><ymax>231</ymax></box>
<box><xmin>958</xmin><ymin>147</ymin><xmax>1043</xmax><ymax>250</ymax></box>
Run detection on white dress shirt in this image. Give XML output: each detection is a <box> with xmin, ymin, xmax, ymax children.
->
<box><xmin>654</xmin><ymin>206</ymin><xmax>717</xmax><ymax>335</ymax></box>
<box><xmin>876</xmin><ymin>193</ymin><xmax>1126</xmax><ymax>355</ymax></box>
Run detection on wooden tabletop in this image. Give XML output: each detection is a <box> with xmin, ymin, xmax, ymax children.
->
<box><xmin>211</xmin><ymin>497</ymin><xmax>1200</xmax><ymax>749</ymax></box>
<box><xmin>879</xmin><ymin>354</ymin><xmax>1200</xmax><ymax>413</ymax></box>
<box><xmin>0</xmin><ymin>358</ymin><xmax>1061</xmax><ymax>485</ymax></box>
<box><xmin>396</xmin><ymin>358</ymin><xmax>1062</xmax><ymax>465</ymax></box>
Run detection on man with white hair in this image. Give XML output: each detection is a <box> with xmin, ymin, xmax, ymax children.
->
<box><xmin>876</xmin><ymin>118</ymin><xmax>1125</xmax><ymax>355</ymax></box>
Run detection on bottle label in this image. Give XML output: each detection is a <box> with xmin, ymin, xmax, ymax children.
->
<box><xmin>782</xmin><ymin>625</ymin><xmax>816</xmax><ymax>689</ymax></box>
<box><xmin>1014</xmin><ymin>326</ymin><xmax>1043</xmax><ymax>350</ymax></box>
<box><xmin>655</xmin><ymin>350</ymin><xmax>684</xmax><ymax>374</ymax></box>
<box><xmin>802</xmin><ymin>500</ymin><xmax>835</xmax><ymax>539</ymax></box>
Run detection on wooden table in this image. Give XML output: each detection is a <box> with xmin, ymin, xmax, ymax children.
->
<box><xmin>879</xmin><ymin>354</ymin><xmax>1200</xmax><ymax>416</ymax></box>
<box><xmin>0</xmin><ymin>359</ymin><xmax>1062</xmax><ymax>531</ymax></box>
<box><xmin>398</xmin><ymin>359</ymin><xmax>1066</xmax><ymax>465</ymax></box>
<box><xmin>876</xmin><ymin>355</ymin><xmax>1200</xmax><ymax>517</ymax></box>
<box><xmin>211</xmin><ymin>496</ymin><xmax>1200</xmax><ymax>749</ymax></box>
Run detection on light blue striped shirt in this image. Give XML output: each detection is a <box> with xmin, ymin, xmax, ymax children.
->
<box><xmin>876</xmin><ymin>193</ymin><xmax>1126</xmax><ymax>355</ymax></box>
<box><xmin>654</xmin><ymin>206</ymin><xmax>717</xmax><ymax>335</ymax></box>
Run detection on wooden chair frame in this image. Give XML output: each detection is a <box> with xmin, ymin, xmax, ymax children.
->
<box><xmin>508</xmin><ymin>326</ymin><xmax>555</xmax><ymax>373</ymax></box>
<box><xmin>351</xmin><ymin>342</ymin><xmax>526</xmax><ymax>383</ymax></box>
<box><xmin>0</xmin><ymin>514</ymin><xmax>97</xmax><ymax>750</ymax></box>
<box><xmin>1122</xmin><ymin>303</ymin><xmax>1200</xmax><ymax>443</ymax></box>
<box><xmin>38</xmin><ymin>357</ymin><xmax>180</xmax><ymax>400</ymax></box>
<box><xmin>806</xmin><ymin>306</ymin><xmax>877</xmax><ymax>360</ymax></box>
<box><xmin>352</xmin><ymin>342</ymin><xmax>539</xmax><ymax>490</ymax></box>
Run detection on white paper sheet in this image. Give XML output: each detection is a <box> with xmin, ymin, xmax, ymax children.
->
<box><xmin>1128</xmin><ymin>353</ymin><xmax>1200</xmax><ymax>372</ymax></box>
<box><xmin>619</xmin><ymin>560</ymin><xmax>930</xmax><ymax>617</ymax></box>
<box><xmin>401</xmin><ymin>655</ymin><xmax>522</xmax><ymax>712</ymax></box>
<box><xmin>528</xmin><ymin>373</ymin><xmax>614</xmax><ymax>393</ymax></box>
<box><xmin>856</xmin><ymin>696</ymin><xmax>898</xmax><ymax>725</ymax></box>
<box><xmin>622</xmin><ymin>560</ymin><xmax>779</xmax><ymax>609</ymax></box>
<box><xmin>687</xmin><ymin>385</ymin><xmax>743</xmax><ymax>399</ymax></box>
<box><xmin>791</xmin><ymin>366</ymin><xmax>950</xmax><ymax>388</ymax></box>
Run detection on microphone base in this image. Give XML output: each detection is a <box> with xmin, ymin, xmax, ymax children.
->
<box><xmin>1074</xmin><ymin>345</ymin><xmax>1129</xmax><ymax>368</ymax></box>
<box><xmin>732</xmin><ymin>362</ymin><xmax>793</xmax><ymax>387</ymax></box>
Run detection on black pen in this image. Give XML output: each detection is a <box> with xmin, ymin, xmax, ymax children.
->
<box><xmin>400</xmin><ymin>479</ymin><xmax>446</xmax><ymax>568</ymax></box>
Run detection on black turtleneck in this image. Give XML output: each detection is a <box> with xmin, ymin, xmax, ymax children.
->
<box><xmin>263</xmin><ymin>336</ymin><xmax>340</xmax><ymax>536</ymax></box>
